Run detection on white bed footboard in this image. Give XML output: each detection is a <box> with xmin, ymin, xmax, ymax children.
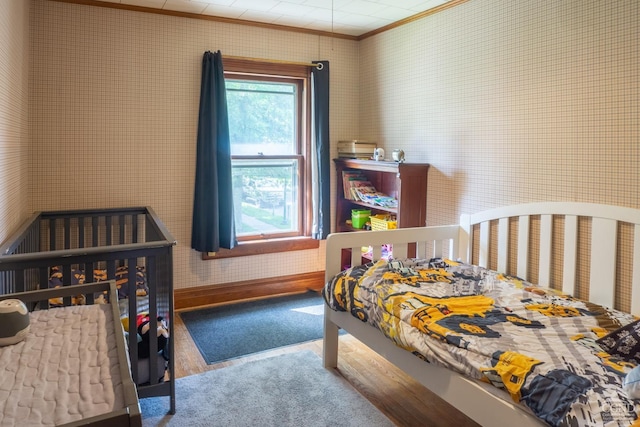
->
<box><xmin>324</xmin><ymin>224</ymin><xmax>463</xmax><ymax>279</ymax></box>
<box><xmin>323</xmin><ymin>224</ymin><xmax>462</xmax><ymax>368</ymax></box>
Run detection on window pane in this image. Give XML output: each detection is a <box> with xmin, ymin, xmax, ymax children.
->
<box><xmin>227</xmin><ymin>80</ymin><xmax>297</xmax><ymax>155</ymax></box>
<box><xmin>231</xmin><ymin>159</ymin><xmax>299</xmax><ymax>237</ymax></box>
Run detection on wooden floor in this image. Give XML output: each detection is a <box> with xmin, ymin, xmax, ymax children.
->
<box><xmin>172</xmin><ymin>306</ymin><xmax>480</xmax><ymax>427</ymax></box>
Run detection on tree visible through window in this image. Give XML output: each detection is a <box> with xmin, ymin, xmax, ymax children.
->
<box><xmin>224</xmin><ymin>61</ymin><xmax>310</xmax><ymax>242</ymax></box>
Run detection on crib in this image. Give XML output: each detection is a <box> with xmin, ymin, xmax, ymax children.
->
<box><xmin>0</xmin><ymin>280</ymin><xmax>142</xmax><ymax>427</ymax></box>
<box><xmin>0</xmin><ymin>206</ymin><xmax>176</xmax><ymax>414</ymax></box>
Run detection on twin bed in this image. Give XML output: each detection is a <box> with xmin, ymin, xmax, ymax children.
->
<box><xmin>0</xmin><ymin>207</ymin><xmax>176</xmax><ymax>425</ymax></box>
<box><xmin>323</xmin><ymin>202</ymin><xmax>640</xmax><ymax>427</ymax></box>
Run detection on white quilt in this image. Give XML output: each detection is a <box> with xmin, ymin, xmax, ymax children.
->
<box><xmin>0</xmin><ymin>304</ymin><xmax>126</xmax><ymax>426</ymax></box>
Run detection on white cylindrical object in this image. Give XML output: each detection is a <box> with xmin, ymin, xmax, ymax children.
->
<box><xmin>0</xmin><ymin>299</ymin><xmax>30</xmax><ymax>346</ymax></box>
<box><xmin>392</xmin><ymin>149</ymin><xmax>405</xmax><ymax>162</ymax></box>
<box><xmin>374</xmin><ymin>148</ymin><xmax>385</xmax><ymax>161</ymax></box>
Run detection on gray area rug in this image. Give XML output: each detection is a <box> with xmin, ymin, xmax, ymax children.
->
<box><xmin>140</xmin><ymin>350</ymin><xmax>394</xmax><ymax>427</ymax></box>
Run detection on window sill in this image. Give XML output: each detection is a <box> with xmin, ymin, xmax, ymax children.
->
<box><xmin>202</xmin><ymin>237</ymin><xmax>319</xmax><ymax>260</ymax></box>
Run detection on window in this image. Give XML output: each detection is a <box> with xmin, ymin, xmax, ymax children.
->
<box><xmin>204</xmin><ymin>59</ymin><xmax>318</xmax><ymax>258</ymax></box>
<box><xmin>227</xmin><ymin>77</ymin><xmax>303</xmax><ymax>239</ymax></box>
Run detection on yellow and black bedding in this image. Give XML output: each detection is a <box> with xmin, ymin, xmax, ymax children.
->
<box><xmin>323</xmin><ymin>258</ymin><xmax>639</xmax><ymax>426</ymax></box>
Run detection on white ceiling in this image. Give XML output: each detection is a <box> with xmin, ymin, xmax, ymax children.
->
<box><xmin>92</xmin><ymin>0</ymin><xmax>453</xmax><ymax>37</ymax></box>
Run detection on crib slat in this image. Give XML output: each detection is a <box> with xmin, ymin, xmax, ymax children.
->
<box><xmin>517</xmin><ymin>215</ymin><xmax>530</xmax><ymax>279</ymax></box>
<box><xmin>85</xmin><ymin>262</ymin><xmax>94</xmax><ymax>282</ymax></box>
<box><xmin>589</xmin><ymin>218</ymin><xmax>617</xmax><ymax>309</ymax></box>
<box><xmin>119</xmin><ymin>215</ymin><xmax>126</xmax><ymax>244</ymax></box>
<box><xmin>497</xmin><ymin>218</ymin><xmax>509</xmax><ymax>273</ymax></box>
<box><xmin>78</xmin><ymin>217</ymin><xmax>85</xmax><ymax>248</ymax></box>
<box><xmin>63</xmin><ymin>264</ymin><xmax>72</xmax><ymax>306</ymax></box>
<box><xmin>107</xmin><ymin>260</ymin><xmax>116</xmax><ymax>290</ymax></box>
<box><xmin>92</xmin><ymin>216</ymin><xmax>99</xmax><ymax>247</ymax></box>
<box><xmin>29</xmin><ymin>223</ymin><xmax>36</xmax><ymax>255</ymax></box>
<box><xmin>106</xmin><ymin>216</ymin><xmax>112</xmax><ymax>246</ymax></box>
<box><xmin>64</xmin><ymin>218</ymin><xmax>70</xmax><ymax>250</ymax></box>
<box><xmin>39</xmin><ymin>267</ymin><xmax>49</xmax><ymax>308</ymax></box>
<box><xmin>15</xmin><ymin>269</ymin><xmax>24</xmax><ymax>293</ymax></box>
<box><xmin>127</xmin><ymin>258</ymin><xmax>139</xmax><ymax>384</ymax></box>
<box><xmin>0</xmin><ymin>271</ymin><xmax>9</xmax><ymax>294</ymax></box>
<box><xmin>49</xmin><ymin>218</ymin><xmax>56</xmax><ymax>251</ymax></box>
<box><xmin>147</xmin><ymin>256</ymin><xmax>159</xmax><ymax>385</ymax></box>
<box><xmin>538</xmin><ymin>214</ymin><xmax>553</xmax><ymax>287</ymax></box>
<box><xmin>562</xmin><ymin>215</ymin><xmax>578</xmax><ymax>296</ymax></box>
<box><xmin>132</xmin><ymin>214</ymin><xmax>139</xmax><ymax>243</ymax></box>
<box><xmin>631</xmin><ymin>225</ymin><xmax>640</xmax><ymax>315</ymax></box>
<box><xmin>479</xmin><ymin>221</ymin><xmax>489</xmax><ymax>268</ymax></box>
<box><xmin>84</xmin><ymin>262</ymin><xmax>96</xmax><ymax>304</ymax></box>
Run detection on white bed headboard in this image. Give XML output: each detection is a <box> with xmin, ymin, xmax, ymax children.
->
<box><xmin>460</xmin><ymin>202</ymin><xmax>640</xmax><ymax>315</ymax></box>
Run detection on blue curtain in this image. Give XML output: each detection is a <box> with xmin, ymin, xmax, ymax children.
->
<box><xmin>311</xmin><ymin>61</ymin><xmax>331</xmax><ymax>239</ymax></box>
<box><xmin>191</xmin><ymin>51</ymin><xmax>236</xmax><ymax>252</ymax></box>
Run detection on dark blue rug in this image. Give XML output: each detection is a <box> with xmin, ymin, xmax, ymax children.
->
<box><xmin>180</xmin><ymin>291</ymin><xmax>336</xmax><ymax>364</ymax></box>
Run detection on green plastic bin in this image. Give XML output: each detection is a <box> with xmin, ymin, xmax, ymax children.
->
<box><xmin>351</xmin><ymin>209</ymin><xmax>371</xmax><ymax>229</ymax></box>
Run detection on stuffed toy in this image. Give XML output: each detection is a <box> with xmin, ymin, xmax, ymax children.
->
<box><xmin>137</xmin><ymin>313</ymin><xmax>169</xmax><ymax>359</ymax></box>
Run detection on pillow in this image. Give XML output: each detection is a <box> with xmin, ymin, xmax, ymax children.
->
<box><xmin>624</xmin><ymin>365</ymin><xmax>640</xmax><ymax>400</ymax></box>
<box><xmin>596</xmin><ymin>318</ymin><xmax>640</xmax><ymax>364</ymax></box>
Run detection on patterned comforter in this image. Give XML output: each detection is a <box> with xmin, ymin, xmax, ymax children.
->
<box><xmin>323</xmin><ymin>258</ymin><xmax>639</xmax><ymax>426</ymax></box>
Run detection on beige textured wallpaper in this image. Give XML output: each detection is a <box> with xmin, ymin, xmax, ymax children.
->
<box><xmin>6</xmin><ymin>0</ymin><xmax>639</xmax><ymax>294</ymax></box>
<box><xmin>357</xmin><ymin>0</ymin><xmax>638</xmax><ymax>305</ymax></box>
<box><xmin>28</xmin><ymin>0</ymin><xmax>359</xmax><ymax>290</ymax></box>
<box><xmin>360</xmin><ymin>0</ymin><xmax>639</xmax><ymax>226</ymax></box>
<box><xmin>0</xmin><ymin>1</ymin><xmax>30</xmax><ymax>245</ymax></box>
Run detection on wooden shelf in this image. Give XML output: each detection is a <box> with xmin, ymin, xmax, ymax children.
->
<box><xmin>334</xmin><ymin>158</ymin><xmax>429</xmax><ymax>230</ymax></box>
<box><xmin>346</xmin><ymin>199</ymin><xmax>397</xmax><ymax>215</ymax></box>
<box><xmin>337</xmin><ymin>223</ymin><xmax>368</xmax><ymax>233</ymax></box>
<box><xmin>334</xmin><ymin>158</ymin><xmax>429</xmax><ymax>266</ymax></box>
